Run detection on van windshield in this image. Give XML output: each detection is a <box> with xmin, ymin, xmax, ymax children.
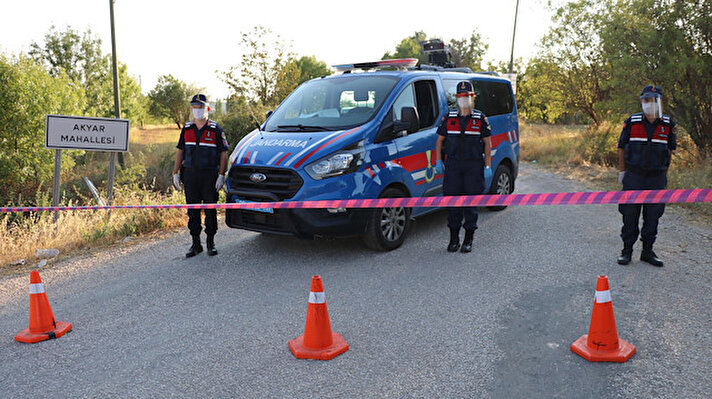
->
<box><xmin>264</xmin><ymin>75</ymin><xmax>399</xmax><ymax>132</ymax></box>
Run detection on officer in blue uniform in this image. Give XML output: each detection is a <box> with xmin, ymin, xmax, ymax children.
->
<box><xmin>616</xmin><ymin>85</ymin><xmax>676</xmax><ymax>266</ymax></box>
<box><xmin>172</xmin><ymin>94</ymin><xmax>229</xmax><ymax>257</ymax></box>
<box><xmin>435</xmin><ymin>81</ymin><xmax>492</xmax><ymax>253</ymax></box>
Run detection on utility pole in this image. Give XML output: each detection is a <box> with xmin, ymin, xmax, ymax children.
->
<box><xmin>508</xmin><ymin>0</ymin><xmax>521</xmax><ymax>74</ymax></box>
<box><xmin>108</xmin><ymin>0</ymin><xmax>120</xmax><ymax>206</ymax></box>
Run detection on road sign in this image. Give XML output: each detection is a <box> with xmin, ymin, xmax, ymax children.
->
<box><xmin>45</xmin><ymin>114</ymin><xmax>130</xmax><ymax>152</ymax></box>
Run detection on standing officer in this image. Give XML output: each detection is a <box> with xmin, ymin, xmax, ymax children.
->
<box><xmin>172</xmin><ymin>94</ymin><xmax>229</xmax><ymax>257</ymax></box>
<box><xmin>617</xmin><ymin>85</ymin><xmax>676</xmax><ymax>266</ymax></box>
<box><xmin>435</xmin><ymin>81</ymin><xmax>492</xmax><ymax>253</ymax></box>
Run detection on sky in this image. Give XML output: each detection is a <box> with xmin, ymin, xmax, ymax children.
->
<box><xmin>1</xmin><ymin>0</ymin><xmax>560</xmax><ymax>100</ymax></box>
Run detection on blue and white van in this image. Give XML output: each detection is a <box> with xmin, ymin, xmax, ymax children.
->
<box><xmin>225</xmin><ymin>59</ymin><xmax>519</xmax><ymax>250</ymax></box>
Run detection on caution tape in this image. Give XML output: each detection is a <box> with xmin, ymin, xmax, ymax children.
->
<box><xmin>1</xmin><ymin>189</ymin><xmax>711</xmax><ymax>214</ymax></box>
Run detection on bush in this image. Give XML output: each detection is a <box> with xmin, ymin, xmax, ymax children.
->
<box><xmin>579</xmin><ymin>122</ymin><xmax>620</xmax><ymax>166</ymax></box>
<box><xmin>215</xmin><ymin>98</ymin><xmax>271</xmax><ymax>150</ymax></box>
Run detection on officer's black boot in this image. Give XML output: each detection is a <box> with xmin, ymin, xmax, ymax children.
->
<box><xmin>447</xmin><ymin>228</ymin><xmax>460</xmax><ymax>252</ymax></box>
<box><xmin>640</xmin><ymin>242</ymin><xmax>663</xmax><ymax>267</ymax></box>
<box><xmin>460</xmin><ymin>229</ymin><xmax>475</xmax><ymax>253</ymax></box>
<box><xmin>206</xmin><ymin>234</ymin><xmax>218</xmax><ymax>256</ymax></box>
<box><xmin>617</xmin><ymin>243</ymin><xmax>633</xmax><ymax>265</ymax></box>
<box><xmin>185</xmin><ymin>235</ymin><xmax>203</xmax><ymax>258</ymax></box>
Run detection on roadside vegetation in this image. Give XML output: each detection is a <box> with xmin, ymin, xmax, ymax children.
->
<box><xmin>520</xmin><ymin>122</ymin><xmax>712</xmax><ymax>220</ymax></box>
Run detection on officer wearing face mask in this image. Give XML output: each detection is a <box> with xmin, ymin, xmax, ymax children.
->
<box><xmin>616</xmin><ymin>85</ymin><xmax>677</xmax><ymax>267</ymax></box>
<box><xmin>173</xmin><ymin>94</ymin><xmax>229</xmax><ymax>257</ymax></box>
<box><xmin>435</xmin><ymin>81</ymin><xmax>492</xmax><ymax>253</ymax></box>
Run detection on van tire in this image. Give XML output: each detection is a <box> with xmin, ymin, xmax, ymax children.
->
<box><xmin>363</xmin><ymin>187</ymin><xmax>411</xmax><ymax>251</ymax></box>
<box><xmin>488</xmin><ymin>164</ymin><xmax>513</xmax><ymax>211</ymax></box>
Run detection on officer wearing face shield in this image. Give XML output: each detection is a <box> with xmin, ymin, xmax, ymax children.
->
<box><xmin>172</xmin><ymin>94</ymin><xmax>229</xmax><ymax>257</ymax></box>
<box><xmin>435</xmin><ymin>81</ymin><xmax>492</xmax><ymax>253</ymax></box>
<box><xmin>616</xmin><ymin>85</ymin><xmax>677</xmax><ymax>266</ymax></box>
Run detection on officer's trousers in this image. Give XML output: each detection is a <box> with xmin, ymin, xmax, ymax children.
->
<box><xmin>619</xmin><ymin>170</ymin><xmax>667</xmax><ymax>246</ymax></box>
<box><xmin>443</xmin><ymin>159</ymin><xmax>485</xmax><ymax>231</ymax></box>
<box><xmin>183</xmin><ymin>167</ymin><xmax>219</xmax><ymax>237</ymax></box>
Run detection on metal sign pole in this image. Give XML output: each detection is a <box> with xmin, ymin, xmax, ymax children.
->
<box><xmin>508</xmin><ymin>0</ymin><xmax>520</xmax><ymax>74</ymax></box>
<box><xmin>108</xmin><ymin>0</ymin><xmax>121</xmax><ymax>207</ymax></box>
<box><xmin>52</xmin><ymin>149</ymin><xmax>62</xmax><ymax>222</ymax></box>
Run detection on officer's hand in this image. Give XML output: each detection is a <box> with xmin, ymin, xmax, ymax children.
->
<box><xmin>484</xmin><ymin>166</ymin><xmax>493</xmax><ymax>180</ymax></box>
<box><xmin>435</xmin><ymin>159</ymin><xmax>444</xmax><ymax>175</ymax></box>
<box><xmin>172</xmin><ymin>173</ymin><xmax>181</xmax><ymax>190</ymax></box>
<box><xmin>618</xmin><ymin>171</ymin><xmax>625</xmax><ymax>185</ymax></box>
<box><xmin>215</xmin><ymin>174</ymin><xmax>225</xmax><ymax>191</ymax></box>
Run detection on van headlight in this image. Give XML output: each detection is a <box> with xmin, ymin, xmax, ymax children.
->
<box><xmin>305</xmin><ymin>141</ymin><xmax>364</xmax><ymax>180</ymax></box>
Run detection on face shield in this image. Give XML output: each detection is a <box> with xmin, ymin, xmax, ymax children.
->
<box><xmin>192</xmin><ymin>105</ymin><xmax>209</xmax><ymax>120</ymax></box>
<box><xmin>641</xmin><ymin>95</ymin><xmax>662</xmax><ymax>119</ymax></box>
<box><xmin>456</xmin><ymin>94</ymin><xmax>473</xmax><ymax>110</ymax></box>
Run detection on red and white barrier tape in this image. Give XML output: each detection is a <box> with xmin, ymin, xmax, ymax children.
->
<box><xmin>1</xmin><ymin>189</ymin><xmax>711</xmax><ymax>214</ymax></box>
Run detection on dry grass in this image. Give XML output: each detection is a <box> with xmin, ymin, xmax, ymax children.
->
<box><xmin>0</xmin><ymin>124</ymin><xmax>193</xmax><ymax>270</ymax></box>
<box><xmin>520</xmin><ymin>121</ymin><xmax>712</xmax><ymax>220</ymax></box>
<box><xmin>130</xmin><ymin>124</ymin><xmax>181</xmax><ymax>145</ymax></box>
<box><xmin>0</xmin><ymin>187</ymin><xmax>187</xmax><ymax>271</ymax></box>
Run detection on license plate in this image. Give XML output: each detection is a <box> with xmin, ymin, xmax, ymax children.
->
<box><xmin>234</xmin><ymin>199</ymin><xmax>273</xmax><ymax>214</ymax></box>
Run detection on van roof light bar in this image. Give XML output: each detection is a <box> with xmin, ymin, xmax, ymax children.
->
<box><xmin>332</xmin><ymin>58</ymin><xmax>419</xmax><ymax>73</ymax></box>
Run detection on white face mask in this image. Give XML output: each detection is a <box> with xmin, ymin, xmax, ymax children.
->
<box><xmin>457</xmin><ymin>96</ymin><xmax>472</xmax><ymax>110</ymax></box>
<box><xmin>192</xmin><ymin>108</ymin><xmax>207</xmax><ymax>120</ymax></box>
<box><xmin>642</xmin><ymin>103</ymin><xmax>656</xmax><ymax>118</ymax></box>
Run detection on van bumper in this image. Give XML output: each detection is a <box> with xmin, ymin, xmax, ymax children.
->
<box><xmin>225</xmin><ymin>208</ymin><xmax>370</xmax><ymax>238</ymax></box>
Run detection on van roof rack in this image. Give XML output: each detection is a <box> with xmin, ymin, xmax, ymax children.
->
<box><xmin>410</xmin><ymin>64</ymin><xmax>473</xmax><ymax>73</ymax></box>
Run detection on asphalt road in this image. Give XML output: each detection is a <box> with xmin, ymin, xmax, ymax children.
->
<box><xmin>1</xmin><ymin>164</ymin><xmax>710</xmax><ymax>399</ymax></box>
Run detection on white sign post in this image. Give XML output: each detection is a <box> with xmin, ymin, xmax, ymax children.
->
<box><xmin>45</xmin><ymin>114</ymin><xmax>129</xmax><ymax>219</ymax></box>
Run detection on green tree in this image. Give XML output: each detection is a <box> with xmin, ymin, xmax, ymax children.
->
<box><xmin>221</xmin><ymin>26</ymin><xmax>299</xmax><ymax>107</ymax></box>
<box><xmin>600</xmin><ymin>0</ymin><xmax>712</xmax><ymax>155</ymax></box>
<box><xmin>449</xmin><ymin>31</ymin><xmax>488</xmax><ymax>71</ymax></box>
<box><xmin>517</xmin><ymin>58</ymin><xmax>575</xmax><ymax>123</ymax></box>
<box><xmin>148</xmin><ymin>75</ymin><xmax>202</xmax><ymax>129</ymax></box>
<box><xmin>525</xmin><ymin>0</ymin><xmax>610</xmax><ymax>126</ymax></box>
<box><xmin>0</xmin><ymin>54</ymin><xmax>85</xmax><ymax>204</ymax></box>
<box><xmin>30</xmin><ymin>26</ymin><xmax>146</xmax><ymax>127</ymax></box>
<box><xmin>382</xmin><ymin>31</ymin><xmax>428</xmax><ymax>64</ymax></box>
<box><xmin>218</xmin><ymin>26</ymin><xmax>331</xmax><ymax>145</ymax></box>
<box><xmin>294</xmin><ymin>55</ymin><xmax>331</xmax><ymax>84</ymax></box>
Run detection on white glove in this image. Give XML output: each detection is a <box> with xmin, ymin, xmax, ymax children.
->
<box><xmin>215</xmin><ymin>174</ymin><xmax>225</xmax><ymax>191</ymax></box>
<box><xmin>173</xmin><ymin>173</ymin><xmax>181</xmax><ymax>190</ymax></box>
<box><xmin>618</xmin><ymin>171</ymin><xmax>625</xmax><ymax>185</ymax></box>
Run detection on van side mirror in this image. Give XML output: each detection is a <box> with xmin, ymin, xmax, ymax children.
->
<box><xmin>265</xmin><ymin>110</ymin><xmax>273</xmax><ymax>119</ymax></box>
<box><xmin>376</xmin><ymin>107</ymin><xmax>420</xmax><ymax>143</ymax></box>
<box><xmin>396</xmin><ymin>106</ymin><xmax>419</xmax><ymax>134</ymax></box>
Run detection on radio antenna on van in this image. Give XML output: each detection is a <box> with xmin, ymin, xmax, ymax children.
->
<box><xmin>246</xmin><ymin>103</ymin><xmax>264</xmax><ymax>139</ymax></box>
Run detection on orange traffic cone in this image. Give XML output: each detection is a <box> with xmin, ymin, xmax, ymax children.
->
<box><xmin>288</xmin><ymin>275</ymin><xmax>349</xmax><ymax>360</ymax></box>
<box><xmin>571</xmin><ymin>275</ymin><xmax>635</xmax><ymax>362</ymax></box>
<box><xmin>15</xmin><ymin>271</ymin><xmax>72</xmax><ymax>344</ymax></box>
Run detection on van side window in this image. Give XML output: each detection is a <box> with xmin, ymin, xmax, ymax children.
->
<box><xmin>413</xmin><ymin>80</ymin><xmax>438</xmax><ymax>128</ymax></box>
<box><xmin>442</xmin><ymin>79</ymin><xmax>514</xmax><ymax>116</ymax></box>
<box><xmin>480</xmin><ymin>81</ymin><xmax>514</xmax><ymax>116</ymax></box>
<box><xmin>392</xmin><ymin>84</ymin><xmax>416</xmax><ymax>123</ymax></box>
<box><xmin>391</xmin><ymin>80</ymin><xmax>439</xmax><ymax>131</ymax></box>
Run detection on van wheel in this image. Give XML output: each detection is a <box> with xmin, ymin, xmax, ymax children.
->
<box><xmin>488</xmin><ymin>164</ymin><xmax>513</xmax><ymax>211</ymax></box>
<box><xmin>363</xmin><ymin>187</ymin><xmax>411</xmax><ymax>251</ymax></box>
